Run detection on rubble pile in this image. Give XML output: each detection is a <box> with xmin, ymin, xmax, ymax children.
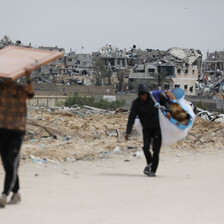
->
<box><xmin>199</xmin><ymin>50</ymin><xmax>224</xmax><ymax>96</ymax></box>
<box><xmin>167</xmin><ymin>48</ymin><xmax>202</xmax><ymax>68</ymax></box>
<box><xmin>22</xmin><ymin>107</ymin><xmax>142</xmax><ymax>162</ymax></box>
<box><xmin>140</xmin><ymin>47</ymin><xmax>202</xmax><ymax>72</ymax></box>
<box><xmin>18</xmin><ymin>107</ymin><xmax>224</xmax><ymax>163</ymax></box>
<box><xmin>171</xmin><ymin>117</ymin><xmax>224</xmax><ymax>150</ymax></box>
<box><xmin>196</xmin><ymin>108</ymin><xmax>224</xmax><ymax>122</ymax></box>
<box><xmin>0</xmin><ymin>35</ymin><xmax>25</xmax><ymax>49</ymax></box>
<box><xmin>30</xmin><ymin>105</ymin><xmax>115</xmax><ymax>116</ymax></box>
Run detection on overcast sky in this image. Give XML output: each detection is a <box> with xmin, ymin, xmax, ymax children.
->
<box><xmin>1</xmin><ymin>0</ymin><xmax>224</xmax><ymax>57</ymax></box>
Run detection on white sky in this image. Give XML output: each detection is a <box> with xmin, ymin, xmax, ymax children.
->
<box><xmin>1</xmin><ymin>0</ymin><xmax>224</xmax><ymax>57</ymax></box>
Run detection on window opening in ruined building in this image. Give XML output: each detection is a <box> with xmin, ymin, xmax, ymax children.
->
<box><xmin>177</xmin><ymin>68</ymin><xmax>181</xmax><ymax>74</ymax></box>
<box><xmin>134</xmin><ymin>65</ymin><xmax>145</xmax><ymax>73</ymax></box>
<box><xmin>68</xmin><ymin>58</ymin><xmax>72</xmax><ymax>62</ymax></box>
<box><xmin>158</xmin><ymin>66</ymin><xmax>174</xmax><ymax>76</ymax></box>
<box><xmin>184</xmin><ymin>84</ymin><xmax>188</xmax><ymax>90</ymax></box>
<box><xmin>164</xmin><ymin>84</ymin><xmax>170</xmax><ymax>90</ymax></box>
<box><xmin>175</xmin><ymin>84</ymin><xmax>180</xmax><ymax>88</ymax></box>
<box><xmin>192</xmin><ymin>69</ymin><xmax>195</xmax><ymax>74</ymax></box>
<box><xmin>184</xmin><ymin>69</ymin><xmax>188</xmax><ymax>74</ymax></box>
<box><xmin>148</xmin><ymin>68</ymin><xmax>155</xmax><ymax>73</ymax></box>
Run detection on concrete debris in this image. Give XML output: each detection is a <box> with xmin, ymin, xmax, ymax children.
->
<box><xmin>0</xmin><ymin>35</ymin><xmax>28</xmax><ymax>49</ymax></box>
<box><xmin>100</xmin><ymin>45</ymin><xmax>127</xmax><ymax>58</ymax></box>
<box><xmin>194</xmin><ymin>107</ymin><xmax>224</xmax><ymax>122</ymax></box>
<box><xmin>19</xmin><ymin>105</ymin><xmax>224</xmax><ymax>163</ymax></box>
<box><xmin>133</xmin><ymin>151</ymin><xmax>144</xmax><ymax>158</ymax></box>
<box><xmin>0</xmin><ymin>36</ymin><xmax>12</xmax><ymax>48</ymax></box>
<box><xmin>140</xmin><ymin>47</ymin><xmax>203</xmax><ymax>71</ymax></box>
<box><xmin>83</xmin><ymin>105</ymin><xmax>108</xmax><ymax>113</ymax></box>
<box><xmin>199</xmin><ymin>50</ymin><xmax>224</xmax><ymax>96</ymax></box>
<box><xmin>168</xmin><ymin>48</ymin><xmax>201</xmax><ymax>65</ymax></box>
<box><xmin>128</xmin><ymin>47</ymin><xmax>202</xmax><ymax>96</ymax></box>
<box><xmin>28</xmin><ymin>105</ymin><xmax>115</xmax><ymax>116</ymax></box>
<box><xmin>171</xmin><ymin>116</ymin><xmax>224</xmax><ymax>150</ymax></box>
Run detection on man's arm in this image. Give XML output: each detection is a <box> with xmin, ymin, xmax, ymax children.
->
<box><xmin>125</xmin><ymin>100</ymin><xmax>138</xmax><ymax>140</ymax></box>
<box><xmin>25</xmin><ymin>68</ymin><xmax>35</xmax><ymax>98</ymax></box>
<box><xmin>159</xmin><ymin>93</ymin><xmax>171</xmax><ymax>118</ymax></box>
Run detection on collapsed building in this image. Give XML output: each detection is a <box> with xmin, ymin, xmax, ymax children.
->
<box><xmin>0</xmin><ymin>36</ymin><xmax>95</xmax><ymax>85</ymax></box>
<box><xmin>93</xmin><ymin>45</ymin><xmax>135</xmax><ymax>72</ymax></box>
<box><xmin>92</xmin><ymin>45</ymin><xmax>138</xmax><ymax>90</ymax></box>
<box><xmin>202</xmin><ymin>51</ymin><xmax>224</xmax><ymax>96</ymax></box>
<box><xmin>32</xmin><ymin>48</ymin><xmax>94</xmax><ymax>85</ymax></box>
<box><xmin>128</xmin><ymin>47</ymin><xmax>202</xmax><ymax>96</ymax></box>
<box><xmin>0</xmin><ymin>35</ymin><xmax>26</xmax><ymax>49</ymax></box>
<box><xmin>93</xmin><ymin>45</ymin><xmax>166</xmax><ymax>71</ymax></box>
<box><xmin>92</xmin><ymin>45</ymin><xmax>166</xmax><ymax>90</ymax></box>
<box><xmin>1</xmin><ymin>35</ymin><xmax>223</xmax><ymax>98</ymax></box>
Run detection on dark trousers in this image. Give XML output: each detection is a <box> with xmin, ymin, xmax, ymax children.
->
<box><xmin>142</xmin><ymin>126</ymin><xmax>162</xmax><ymax>173</ymax></box>
<box><xmin>0</xmin><ymin>130</ymin><xmax>24</xmax><ymax>196</ymax></box>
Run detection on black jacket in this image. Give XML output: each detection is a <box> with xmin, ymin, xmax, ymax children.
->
<box><xmin>126</xmin><ymin>93</ymin><xmax>160</xmax><ymax>134</ymax></box>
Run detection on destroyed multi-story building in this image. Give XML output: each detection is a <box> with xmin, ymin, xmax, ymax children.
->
<box><xmin>128</xmin><ymin>47</ymin><xmax>202</xmax><ymax>96</ymax></box>
<box><xmin>32</xmin><ymin>47</ymin><xmax>94</xmax><ymax>85</ymax></box>
<box><xmin>63</xmin><ymin>51</ymin><xmax>94</xmax><ymax>85</ymax></box>
<box><xmin>203</xmin><ymin>51</ymin><xmax>224</xmax><ymax>94</ymax></box>
<box><xmin>93</xmin><ymin>45</ymin><xmax>134</xmax><ymax>72</ymax></box>
<box><xmin>0</xmin><ymin>36</ymin><xmax>209</xmax><ymax>95</ymax></box>
<box><xmin>31</xmin><ymin>46</ymin><xmax>66</xmax><ymax>83</ymax></box>
<box><xmin>92</xmin><ymin>45</ymin><xmax>139</xmax><ymax>90</ymax></box>
<box><xmin>93</xmin><ymin>45</ymin><xmax>163</xmax><ymax>71</ymax></box>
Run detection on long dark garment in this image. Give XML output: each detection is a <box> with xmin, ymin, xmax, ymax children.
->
<box><xmin>142</xmin><ymin>126</ymin><xmax>162</xmax><ymax>173</ymax></box>
<box><xmin>0</xmin><ymin>129</ymin><xmax>24</xmax><ymax>196</ymax></box>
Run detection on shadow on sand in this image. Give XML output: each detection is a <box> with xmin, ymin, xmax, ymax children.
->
<box><xmin>99</xmin><ymin>172</ymin><xmax>159</xmax><ymax>178</ymax></box>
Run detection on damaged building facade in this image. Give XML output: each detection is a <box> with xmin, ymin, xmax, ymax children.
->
<box><xmin>32</xmin><ymin>48</ymin><xmax>94</xmax><ymax>85</ymax></box>
<box><xmin>93</xmin><ymin>45</ymin><xmax>135</xmax><ymax>72</ymax></box>
<box><xmin>203</xmin><ymin>51</ymin><xmax>224</xmax><ymax>95</ymax></box>
<box><xmin>128</xmin><ymin>47</ymin><xmax>202</xmax><ymax>96</ymax></box>
<box><xmin>0</xmin><ymin>35</ymin><xmax>215</xmax><ymax>98</ymax></box>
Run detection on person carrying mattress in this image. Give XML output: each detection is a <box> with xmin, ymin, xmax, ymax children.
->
<box><xmin>125</xmin><ymin>84</ymin><xmax>170</xmax><ymax>177</ymax></box>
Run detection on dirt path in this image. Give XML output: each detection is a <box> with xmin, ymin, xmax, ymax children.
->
<box><xmin>1</xmin><ymin>148</ymin><xmax>224</xmax><ymax>224</ymax></box>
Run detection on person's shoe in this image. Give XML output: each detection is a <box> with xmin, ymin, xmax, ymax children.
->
<box><xmin>0</xmin><ymin>194</ymin><xmax>7</xmax><ymax>208</ymax></box>
<box><xmin>148</xmin><ymin>171</ymin><xmax>156</xmax><ymax>177</ymax></box>
<box><xmin>143</xmin><ymin>163</ymin><xmax>152</xmax><ymax>176</ymax></box>
<box><xmin>8</xmin><ymin>192</ymin><xmax>21</xmax><ymax>205</ymax></box>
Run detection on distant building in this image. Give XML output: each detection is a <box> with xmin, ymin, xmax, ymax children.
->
<box><xmin>128</xmin><ymin>47</ymin><xmax>202</xmax><ymax>96</ymax></box>
<box><xmin>204</xmin><ymin>51</ymin><xmax>224</xmax><ymax>76</ymax></box>
<box><xmin>203</xmin><ymin>51</ymin><xmax>224</xmax><ymax>91</ymax></box>
<box><xmin>95</xmin><ymin>45</ymin><xmax>135</xmax><ymax>72</ymax></box>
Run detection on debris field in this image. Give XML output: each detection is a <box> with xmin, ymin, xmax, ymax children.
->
<box><xmin>18</xmin><ymin>107</ymin><xmax>224</xmax><ymax>164</ymax></box>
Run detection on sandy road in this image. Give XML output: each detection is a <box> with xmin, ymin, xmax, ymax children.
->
<box><xmin>1</xmin><ymin>149</ymin><xmax>224</xmax><ymax>224</ymax></box>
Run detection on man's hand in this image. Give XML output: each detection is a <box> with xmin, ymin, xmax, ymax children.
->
<box><xmin>24</xmin><ymin>67</ymin><xmax>34</xmax><ymax>96</ymax></box>
<box><xmin>165</xmin><ymin>112</ymin><xmax>171</xmax><ymax>119</ymax></box>
<box><xmin>25</xmin><ymin>67</ymin><xmax>33</xmax><ymax>79</ymax></box>
<box><xmin>125</xmin><ymin>133</ymin><xmax>130</xmax><ymax>141</ymax></box>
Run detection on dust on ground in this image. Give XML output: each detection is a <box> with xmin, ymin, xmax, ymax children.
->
<box><xmin>19</xmin><ymin>108</ymin><xmax>224</xmax><ymax>163</ymax></box>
